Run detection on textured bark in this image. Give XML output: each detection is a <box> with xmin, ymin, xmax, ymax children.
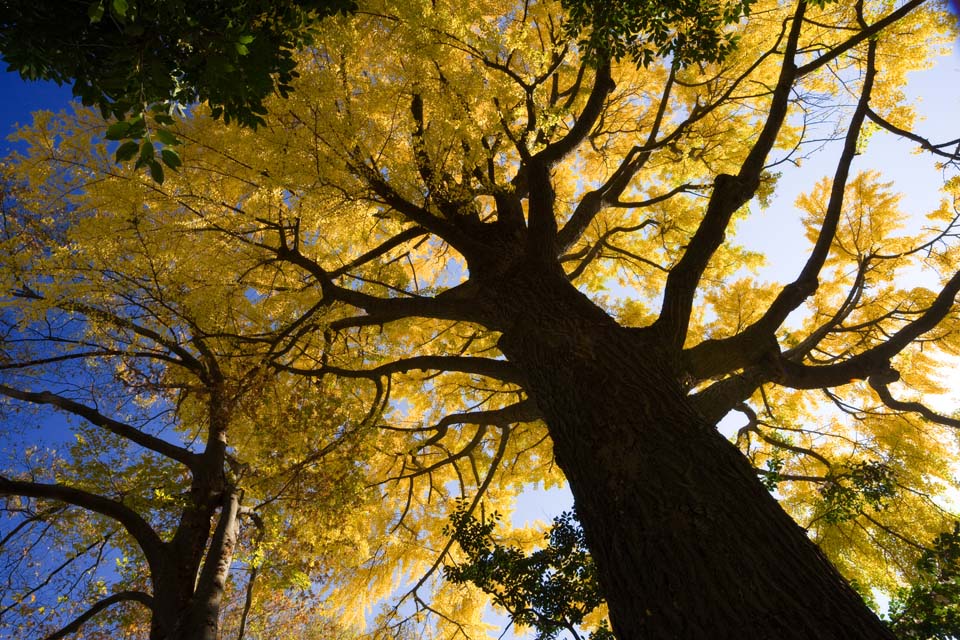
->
<box><xmin>149</xmin><ymin>505</ymin><xmax>218</xmax><ymax>640</ymax></box>
<box><xmin>487</xmin><ymin>263</ymin><xmax>895</xmax><ymax>640</ymax></box>
<box><xmin>181</xmin><ymin>490</ymin><xmax>241</xmax><ymax>640</ymax></box>
<box><xmin>151</xmin><ymin>421</ymin><xmax>234</xmax><ymax>640</ymax></box>
<box><xmin>149</xmin><ymin>492</ymin><xmax>240</xmax><ymax>640</ymax></box>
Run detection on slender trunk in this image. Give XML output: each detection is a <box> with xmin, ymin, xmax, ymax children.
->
<box><xmin>489</xmin><ymin>265</ymin><xmax>894</xmax><ymax>639</ymax></box>
<box><xmin>151</xmin><ymin>452</ymin><xmax>234</xmax><ymax>640</ymax></box>
<box><xmin>181</xmin><ymin>490</ymin><xmax>241</xmax><ymax>640</ymax></box>
<box><xmin>149</xmin><ymin>492</ymin><xmax>240</xmax><ymax>640</ymax></box>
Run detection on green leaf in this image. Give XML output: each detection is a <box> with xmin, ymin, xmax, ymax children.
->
<box><xmin>237</xmin><ymin>34</ymin><xmax>255</xmax><ymax>44</ymax></box>
<box><xmin>88</xmin><ymin>2</ymin><xmax>105</xmax><ymax>23</ymax></box>
<box><xmin>148</xmin><ymin>159</ymin><xmax>164</xmax><ymax>183</ymax></box>
<box><xmin>114</xmin><ymin>140</ymin><xmax>139</xmax><ymax>162</ymax></box>
<box><xmin>126</xmin><ymin>123</ymin><xmax>147</xmax><ymax>139</ymax></box>
<box><xmin>126</xmin><ymin>113</ymin><xmax>146</xmax><ymax>138</ymax></box>
<box><xmin>155</xmin><ymin>129</ymin><xmax>179</xmax><ymax>146</ymax></box>
<box><xmin>160</xmin><ymin>148</ymin><xmax>182</xmax><ymax>170</ymax></box>
<box><xmin>139</xmin><ymin>140</ymin><xmax>155</xmax><ymax>163</ymax></box>
<box><xmin>112</xmin><ymin>0</ymin><xmax>128</xmax><ymax>18</ymax></box>
<box><xmin>235</xmin><ymin>43</ymin><xmax>250</xmax><ymax>56</ymax></box>
<box><xmin>104</xmin><ymin>121</ymin><xmax>131</xmax><ymax>140</ymax></box>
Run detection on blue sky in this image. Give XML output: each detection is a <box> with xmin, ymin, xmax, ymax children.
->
<box><xmin>736</xmin><ymin>51</ymin><xmax>960</xmax><ymax>279</ymax></box>
<box><xmin>0</xmin><ymin>71</ymin><xmax>73</xmax><ymax>154</ymax></box>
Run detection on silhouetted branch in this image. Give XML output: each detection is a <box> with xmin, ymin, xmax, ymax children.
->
<box><xmin>42</xmin><ymin>591</ymin><xmax>155</xmax><ymax>640</ymax></box>
<box><xmin>0</xmin><ymin>477</ymin><xmax>165</xmax><ymax>574</ymax></box>
<box><xmin>868</xmin><ymin>368</ymin><xmax>960</xmax><ymax>429</ymax></box>
<box><xmin>0</xmin><ymin>384</ymin><xmax>199</xmax><ymax>469</ymax></box>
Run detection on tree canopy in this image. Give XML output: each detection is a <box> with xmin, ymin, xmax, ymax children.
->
<box><xmin>0</xmin><ymin>0</ymin><xmax>355</xmax><ymax>127</ymax></box>
<box><xmin>2</xmin><ymin>0</ymin><xmax>960</xmax><ymax>638</ymax></box>
<box><xmin>0</xmin><ymin>157</ymin><xmax>381</xmax><ymax>639</ymax></box>
<box><xmin>0</xmin><ymin>0</ymin><xmax>356</xmax><ymax>182</ymax></box>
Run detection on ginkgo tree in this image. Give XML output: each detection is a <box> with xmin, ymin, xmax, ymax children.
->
<box><xmin>0</xmin><ymin>158</ymin><xmax>389</xmax><ymax>639</ymax></box>
<box><xmin>1</xmin><ymin>110</ymin><xmax>556</xmax><ymax>639</ymax></box>
<box><xmin>7</xmin><ymin>0</ymin><xmax>960</xmax><ymax>638</ymax></box>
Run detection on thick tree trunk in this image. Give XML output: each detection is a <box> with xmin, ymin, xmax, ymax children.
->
<box><xmin>150</xmin><ymin>475</ymin><xmax>234</xmax><ymax>640</ymax></box>
<box><xmin>489</xmin><ymin>264</ymin><xmax>895</xmax><ymax>639</ymax></box>
<box><xmin>181</xmin><ymin>490</ymin><xmax>241</xmax><ymax>640</ymax></box>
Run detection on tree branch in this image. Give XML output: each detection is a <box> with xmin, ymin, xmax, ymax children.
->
<box><xmin>556</xmin><ymin>65</ymin><xmax>678</xmax><ymax>252</ymax></box>
<box><xmin>0</xmin><ymin>531</ymin><xmax>115</xmax><ymax>621</ymax></box>
<box><xmin>561</xmin><ymin>220</ymin><xmax>661</xmax><ymax>281</ymax></box>
<box><xmin>795</xmin><ymin>0</ymin><xmax>927</xmax><ymax>77</ymax></box>
<box><xmin>0</xmin><ymin>350</ymin><xmax>122</xmax><ymax>372</ymax></box>
<box><xmin>775</xmin><ymin>268</ymin><xmax>960</xmax><ymax>389</ymax></box>
<box><xmin>329</xmin><ymin>226</ymin><xmax>429</xmax><ymax>278</ymax></box>
<box><xmin>385</xmin><ymin>398</ymin><xmax>538</xmax><ymax>465</ymax></box>
<box><xmin>0</xmin><ymin>384</ymin><xmax>199</xmax><ymax>469</ymax></box>
<box><xmin>275</xmin><ymin>242</ymin><xmax>479</xmax><ymax>326</ymax></box>
<box><xmin>782</xmin><ymin>257</ymin><xmax>870</xmax><ymax>362</ymax></box>
<box><xmin>185</xmin><ymin>488</ymin><xmax>241</xmax><ymax>640</ymax></box>
<box><xmin>0</xmin><ymin>477</ymin><xmax>165</xmax><ymax>574</ymax></box>
<box><xmin>278</xmin><ymin>355</ymin><xmax>526</xmax><ymax>387</ymax></box>
<box><xmin>740</xmin><ymin>38</ymin><xmax>878</xmax><ymax>337</ymax></box>
<box><xmin>348</xmin><ymin>151</ymin><xmax>483</xmax><ymax>256</ymax></box>
<box><xmin>868</xmin><ymin>368</ymin><xmax>960</xmax><ymax>429</ymax></box>
<box><xmin>235</xmin><ymin>510</ymin><xmax>265</xmax><ymax>640</ymax></box>
<box><xmin>690</xmin><ymin>369</ymin><xmax>767</xmax><ymax>426</ymax></box>
<box><xmin>683</xmin><ymin>33</ymin><xmax>879</xmax><ymax>380</ymax></box>
<box><xmin>654</xmin><ymin>0</ymin><xmax>807</xmax><ymax>349</ymax></box>
<box><xmin>58</xmin><ymin>301</ymin><xmax>207</xmax><ymax>378</ymax></box>
<box><xmin>865</xmin><ymin>106</ymin><xmax>960</xmax><ymax>166</ymax></box>
<box><xmin>393</xmin><ymin>423</ymin><xmax>512</xmax><ymax>611</ymax></box>
<box><xmin>525</xmin><ymin>61</ymin><xmax>614</xmax><ymax>258</ymax></box>
<box><xmin>43</xmin><ymin>591</ymin><xmax>155</xmax><ymax>640</ymax></box>
<box><xmin>324</xmin><ymin>291</ymin><xmax>477</xmax><ymax>329</ymax></box>
<box><xmin>535</xmin><ymin>60</ymin><xmax>614</xmax><ymax>169</ymax></box>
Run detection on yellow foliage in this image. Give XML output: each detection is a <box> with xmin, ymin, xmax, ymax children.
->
<box><xmin>4</xmin><ymin>0</ymin><xmax>960</xmax><ymax>636</ymax></box>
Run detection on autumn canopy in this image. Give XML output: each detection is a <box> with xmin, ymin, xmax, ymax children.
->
<box><xmin>1</xmin><ymin>0</ymin><xmax>960</xmax><ymax>639</ymax></box>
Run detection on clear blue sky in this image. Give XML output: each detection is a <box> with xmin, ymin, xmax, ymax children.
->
<box><xmin>0</xmin><ymin>71</ymin><xmax>73</xmax><ymax>154</ymax></box>
<box><xmin>735</xmin><ymin>51</ymin><xmax>960</xmax><ymax>280</ymax></box>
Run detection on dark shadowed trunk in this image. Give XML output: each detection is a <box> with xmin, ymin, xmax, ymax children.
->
<box><xmin>486</xmin><ymin>262</ymin><xmax>895</xmax><ymax>639</ymax></box>
<box><xmin>181</xmin><ymin>490</ymin><xmax>241</xmax><ymax>640</ymax></box>
<box><xmin>149</xmin><ymin>491</ymin><xmax>240</xmax><ymax>640</ymax></box>
<box><xmin>151</xmin><ymin>420</ymin><xmax>237</xmax><ymax>640</ymax></box>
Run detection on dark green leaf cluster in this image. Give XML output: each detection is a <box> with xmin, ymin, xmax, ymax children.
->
<box><xmin>888</xmin><ymin>522</ymin><xmax>960</xmax><ymax>640</ymax></box>
<box><xmin>444</xmin><ymin>501</ymin><xmax>612</xmax><ymax>640</ymax></box>
<box><xmin>1</xmin><ymin>0</ymin><xmax>354</xmax><ymax>181</ymax></box>
<box><xmin>0</xmin><ymin>0</ymin><xmax>354</xmax><ymax>127</ymax></box>
<box><xmin>560</xmin><ymin>0</ymin><xmax>755</xmax><ymax>67</ymax></box>
<box><xmin>760</xmin><ymin>448</ymin><xmax>786</xmax><ymax>491</ymax></box>
<box><xmin>105</xmin><ymin>108</ymin><xmax>181</xmax><ymax>182</ymax></box>
<box><xmin>818</xmin><ymin>460</ymin><xmax>897</xmax><ymax>524</ymax></box>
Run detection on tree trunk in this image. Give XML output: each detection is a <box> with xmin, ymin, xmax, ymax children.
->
<box><xmin>150</xmin><ymin>481</ymin><xmax>234</xmax><ymax>640</ymax></box>
<box><xmin>181</xmin><ymin>490</ymin><xmax>241</xmax><ymax>640</ymax></box>
<box><xmin>489</xmin><ymin>264</ymin><xmax>895</xmax><ymax>639</ymax></box>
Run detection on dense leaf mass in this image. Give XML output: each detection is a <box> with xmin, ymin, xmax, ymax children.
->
<box><xmin>890</xmin><ymin>523</ymin><xmax>960</xmax><ymax>639</ymax></box>
<box><xmin>1</xmin><ymin>0</ymin><xmax>960</xmax><ymax>638</ymax></box>
<box><xmin>0</xmin><ymin>0</ymin><xmax>355</xmax><ymax>126</ymax></box>
<box><xmin>561</xmin><ymin>0</ymin><xmax>755</xmax><ymax>65</ymax></box>
<box><xmin>446</xmin><ymin>504</ymin><xmax>612</xmax><ymax>640</ymax></box>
